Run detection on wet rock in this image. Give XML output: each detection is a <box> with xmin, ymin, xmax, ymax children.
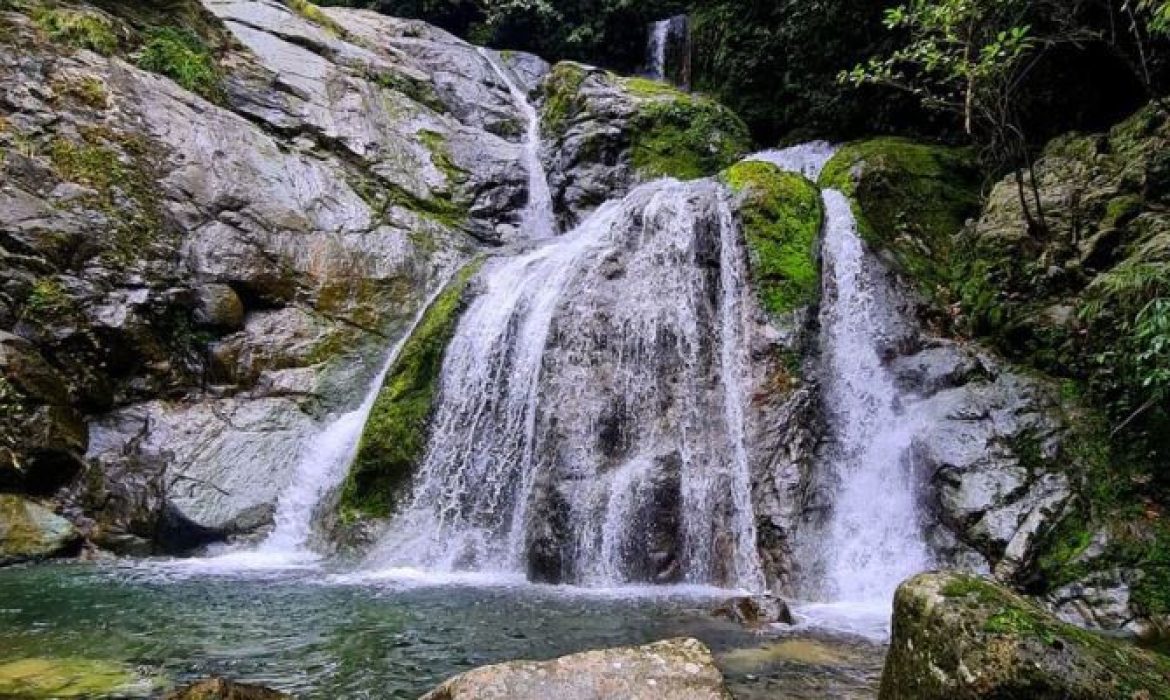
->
<box><xmin>192</xmin><ymin>284</ymin><xmax>245</xmax><ymax>332</ymax></box>
<box><xmin>420</xmin><ymin>638</ymin><xmax>732</xmax><ymax>700</ymax></box>
<box><xmin>164</xmin><ymin>677</ymin><xmax>289</xmax><ymax>700</ymax></box>
<box><xmin>880</xmin><ymin>572</ymin><xmax>1170</xmax><ymax>700</ymax></box>
<box><xmin>0</xmin><ymin>494</ymin><xmax>81</xmax><ymax>565</ymax></box>
<box><xmin>713</xmin><ymin>595</ymin><xmax>794</xmax><ymax>627</ymax></box>
<box><xmin>0</xmin><ymin>332</ymin><xmax>87</xmax><ymax>493</ymax></box>
<box><xmin>540</xmin><ymin>62</ymin><xmax>750</xmax><ymax>227</ymax></box>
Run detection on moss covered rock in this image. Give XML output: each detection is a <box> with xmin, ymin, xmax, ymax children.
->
<box><xmin>0</xmin><ymin>494</ymin><xmax>80</xmax><ymax>566</ymax></box>
<box><xmin>881</xmin><ymin>572</ymin><xmax>1170</xmax><ymax>699</ymax></box>
<box><xmin>722</xmin><ymin>161</ymin><xmax>823</xmax><ymax>317</ymax></box>
<box><xmin>0</xmin><ymin>657</ymin><xmax>155</xmax><ymax>698</ymax></box>
<box><xmin>540</xmin><ymin>63</ymin><xmax>751</xmax><ymax>226</ymax></box>
<box><xmin>818</xmin><ymin>138</ymin><xmax>982</xmax><ymax>312</ymax></box>
<box><xmin>338</xmin><ymin>261</ymin><xmax>483</xmax><ymax>520</ymax></box>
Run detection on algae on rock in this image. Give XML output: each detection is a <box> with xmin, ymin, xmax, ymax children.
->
<box><xmin>881</xmin><ymin>572</ymin><xmax>1170</xmax><ymax>699</ymax></box>
<box><xmin>339</xmin><ymin>261</ymin><xmax>484</xmax><ymax>520</ymax></box>
<box><xmin>722</xmin><ymin>161</ymin><xmax>823</xmax><ymax>317</ymax></box>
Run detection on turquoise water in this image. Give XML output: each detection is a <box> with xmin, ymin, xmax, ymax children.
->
<box><xmin>0</xmin><ymin>562</ymin><xmax>884</xmax><ymax>698</ymax></box>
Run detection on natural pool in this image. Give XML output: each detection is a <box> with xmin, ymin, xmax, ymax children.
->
<box><xmin>0</xmin><ymin>562</ymin><xmax>887</xmax><ymax>698</ymax></box>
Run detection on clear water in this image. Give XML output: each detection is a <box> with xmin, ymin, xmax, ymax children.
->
<box><xmin>0</xmin><ymin>563</ymin><xmax>884</xmax><ymax>699</ymax></box>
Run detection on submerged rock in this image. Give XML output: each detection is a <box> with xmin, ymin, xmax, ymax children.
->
<box><xmin>0</xmin><ymin>657</ymin><xmax>155</xmax><ymax>698</ymax></box>
<box><xmin>420</xmin><ymin>638</ymin><xmax>732</xmax><ymax>700</ymax></box>
<box><xmin>712</xmin><ymin>595</ymin><xmax>794</xmax><ymax>627</ymax></box>
<box><xmin>0</xmin><ymin>494</ymin><xmax>80</xmax><ymax>565</ymax></box>
<box><xmin>880</xmin><ymin>572</ymin><xmax>1170</xmax><ymax>699</ymax></box>
<box><xmin>165</xmin><ymin>677</ymin><xmax>289</xmax><ymax>700</ymax></box>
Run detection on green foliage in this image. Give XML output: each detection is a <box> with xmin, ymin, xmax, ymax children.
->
<box><xmin>338</xmin><ymin>261</ymin><xmax>483</xmax><ymax>520</ymax></box>
<box><xmin>691</xmin><ymin>0</ymin><xmax>929</xmax><ymax>145</ymax></box>
<box><xmin>629</xmin><ymin>92</ymin><xmax>751</xmax><ymax>180</ymax></box>
<box><xmin>136</xmin><ymin>26</ymin><xmax>220</xmax><ymax>100</ymax></box>
<box><xmin>32</xmin><ymin>6</ymin><xmax>118</xmax><ymax>54</ymax></box>
<box><xmin>819</xmin><ymin>137</ymin><xmax>983</xmax><ymax>322</ymax></box>
<box><xmin>723</xmin><ymin>161</ymin><xmax>823</xmax><ymax>316</ymax></box>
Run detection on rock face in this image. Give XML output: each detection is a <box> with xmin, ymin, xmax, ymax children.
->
<box><xmin>420</xmin><ymin>638</ymin><xmax>732</xmax><ymax>700</ymax></box>
<box><xmin>0</xmin><ymin>0</ymin><xmax>579</xmax><ymax>553</ymax></box>
<box><xmin>539</xmin><ymin>62</ymin><xmax>750</xmax><ymax>227</ymax></box>
<box><xmin>165</xmin><ymin>677</ymin><xmax>289</xmax><ymax>700</ymax></box>
<box><xmin>880</xmin><ymin>572</ymin><xmax>1170</xmax><ymax>700</ymax></box>
<box><xmin>0</xmin><ymin>494</ymin><xmax>80</xmax><ymax>564</ymax></box>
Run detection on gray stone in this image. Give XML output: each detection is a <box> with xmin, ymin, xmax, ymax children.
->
<box><xmin>420</xmin><ymin>638</ymin><xmax>732</xmax><ymax>700</ymax></box>
<box><xmin>0</xmin><ymin>494</ymin><xmax>80</xmax><ymax>565</ymax></box>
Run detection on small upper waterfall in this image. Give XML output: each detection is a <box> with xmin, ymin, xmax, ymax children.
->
<box><xmin>645</xmin><ymin>16</ymin><xmax>690</xmax><ymax>87</ymax></box>
<box><xmin>480</xmin><ymin>49</ymin><xmax>557</xmax><ymax>239</ymax></box>
<box><xmin>366</xmin><ymin>179</ymin><xmax>765</xmax><ymax>591</ymax></box>
<box><xmin>748</xmin><ymin>141</ymin><xmax>837</xmax><ymax>181</ymax></box>
<box><xmin>814</xmin><ymin>191</ymin><xmax>932</xmax><ymax>603</ymax></box>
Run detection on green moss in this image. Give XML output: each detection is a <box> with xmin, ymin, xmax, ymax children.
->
<box><xmin>47</xmin><ymin>128</ymin><xmax>167</xmax><ymax>265</ymax></box>
<box><xmin>338</xmin><ymin>260</ymin><xmax>484</xmax><ymax>520</ymax></box>
<box><xmin>31</xmin><ymin>6</ymin><xmax>118</xmax><ymax>55</ymax></box>
<box><xmin>723</xmin><ymin>161</ymin><xmax>822</xmax><ymax>316</ymax></box>
<box><xmin>0</xmin><ymin>658</ymin><xmax>151</xmax><ymax>698</ymax></box>
<box><xmin>818</xmin><ymin>138</ymin><xmax>982</xmax><ymax>325</ymax></box>
<box><xmin>418</xmin><ymin>129</ymin><xmax>468</xmax><ymax>187</ymax></box>
<box><xmin>540</xmin><ymin>62</ymin><xmax>589</xmax><ymax>137</ymax></box>
<box><xmin>630</xmin><ymin>95</ymin><xmax>751</xmax><ymax>181</ymax></box>
<box><xmin>54</xmin><ymin>76</ymin><xmax>109</xmax><ymax>110</ymax></box>
<box><xmin>619</xmin><ymin>76</ymin><xmax>677</xmax><ymax>98</ymax></box>
<box><xmin>287</xmin><ymin>0</ymin><xmax>345</xmax><ymax>36</ymax></box>
<box><xmin>136</xmin><ymin>26</ymin><xmax>221</xmax><ymax>100</ymax></box>
<box><xmin>21</xmin><ymin>278</ymin><xmax>72</xmax><ymax>322</ymax></box>
<box><xmin>373</xmin><ymin>71</ymin><xmax>445</xmax><ymax>114</ymax></box>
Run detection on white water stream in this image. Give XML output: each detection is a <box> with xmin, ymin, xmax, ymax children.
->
<box><xmin>480</xmin><ymin>48</ymin><xmax>557</xmax><ymax>239</ymax></box>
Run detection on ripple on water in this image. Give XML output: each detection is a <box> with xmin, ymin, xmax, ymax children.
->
<box><xmin>0</xmin><ymin>562</ymin><xmax>885</xmax><ymax>699</ymax></box>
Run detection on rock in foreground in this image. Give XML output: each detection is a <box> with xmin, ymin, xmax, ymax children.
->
<box><xmin>420</xmin><ymin>638</ymin><xmax>731</xmax><ymax>700</ymax></box>
<box><xmin>881</xmin><ymin>572</ymin><xmax>1170</xmax><ymax>699</ymax></box>
<box><xmin>0</xmin><ymin>494</ymin><xmax>80</xmax><ymax>565</ymax></box>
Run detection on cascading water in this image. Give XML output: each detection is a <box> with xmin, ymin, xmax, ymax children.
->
<box><xmin>188</xmin><ymin>282</ymin><xmax>453</xmax><ymax>570</ymax></box>
<box><xmin>366</xmin><ymin>179</ymin><xmax>765</xmax><ymax>592</ymax></box>
<box><xmin>647</xmin><ymin>20</ymin><xmax>669</xmax><ymax>80</ymax></box>
<box><xmin>480</xmin><ymin>49</ymin><xmax>557</xmax><ymax>239</ymax></box>
<box><xmin>813</xmin><ymin>191</ymin><xmax>932</xmax><ymax>603</ymax></box>
<box><xmin>748</xmin><ymin>141</ymin><xmax>837</xmax><ymax>181</ymax></box>
<box><xmin>645</xmin><ymin>16</ymin><xmax>689</xmax><ymax>85</ymax></box>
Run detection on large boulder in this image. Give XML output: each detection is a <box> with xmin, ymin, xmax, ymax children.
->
<box><xmin>0</xmin><ymin>494</ymin><xmax>80</xmax><ymax>565</ymax></box>
<box><xmin>540</xmin><ymin>63</ymin><xmax>750</xmax><ymax>227</ymax></box>
<box><xmin>880</xmin><ymin>572</ymin><xmax>1170</xmax><ymax>699</ymax></box>
<box><xmin>420</xmin><ymin>638</ymin><xmax>732</xmax><ymax>700</ymax></box>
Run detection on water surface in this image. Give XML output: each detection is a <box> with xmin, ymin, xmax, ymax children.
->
<box><xmin>0</xmin><ymin>562</ymin><xmax>884</xmax><ymax>698</ymax></box>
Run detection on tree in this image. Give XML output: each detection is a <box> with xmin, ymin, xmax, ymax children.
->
<box><xmin>844</xmin><ymin>0</ymin><xmax>1048</xmax><ymax>233</ymax></box>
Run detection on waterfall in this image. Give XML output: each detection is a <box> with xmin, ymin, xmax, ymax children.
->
<box><xmin>645</xmin><ymin>16</ymin><xmax>689</xmax><ymax>86</ymax></box>
<box><xmin>480</xmin><ymin>49</ymin><xmax>557</xmax><ymax>239</ymax></box>
<box><xmin>647</xmin><ymin>20</ymin><xmax>669</xmax><ymax>80</ymax></box>
<box><xmin>814</xmin><ymin>191</ymin><xmax>932</xmax><ymax>603</ymax></box>
<box><xmin>751</xmin><ymin>142</ymin><xmax>932</xmax><ymax>613</ymax></box>
<box><xmin>188</xmin><ymin>281</ymin><xmax>453</xmax><ymax>570</ymax></box>
<box><xmin>365</xmin><ymin>179</ymin><xmax>765</xmax><ymax>591</ymax></box>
